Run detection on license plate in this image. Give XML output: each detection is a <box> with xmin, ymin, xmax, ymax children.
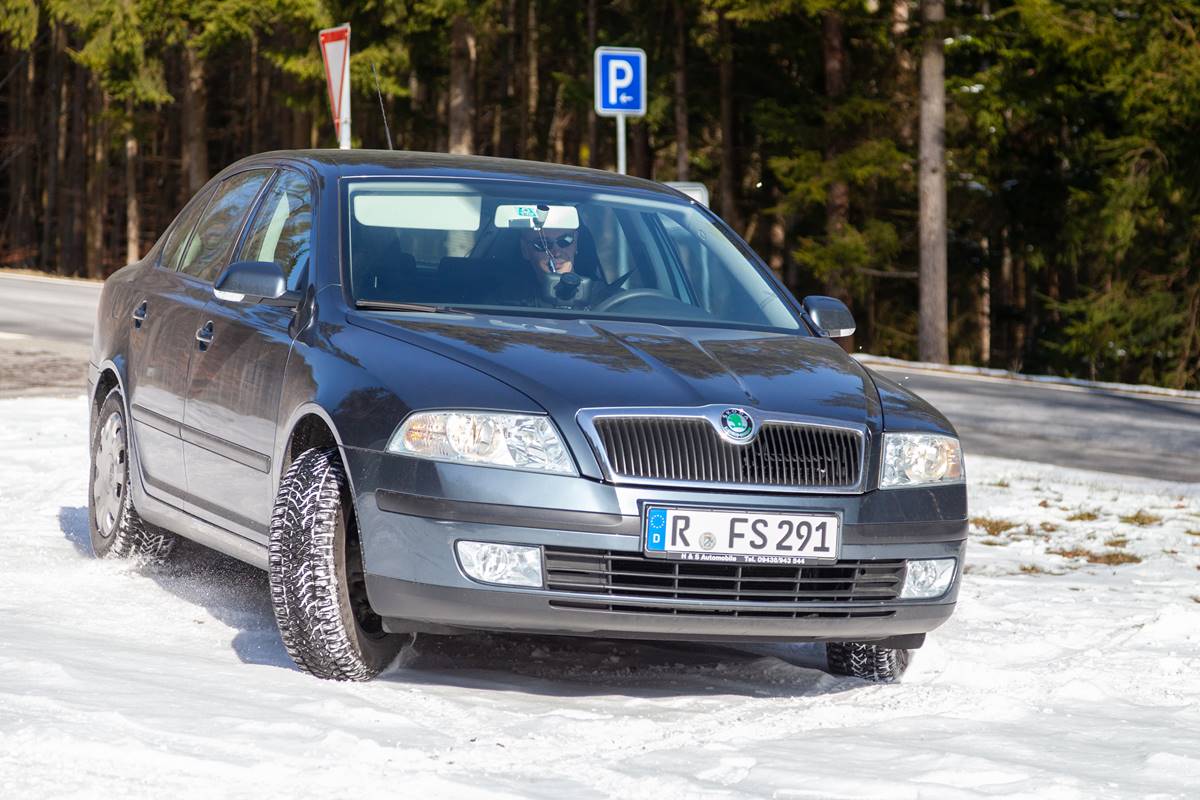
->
<box><xmin>644</xmin><ymin>506</ymin><xmax>840</xmax><ymax>565</ymax></box>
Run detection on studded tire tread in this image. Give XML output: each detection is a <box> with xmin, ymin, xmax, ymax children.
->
<box><xmin>268</xmin><ymin>447</ymin><xmax>398</xmax><ymax>681</ymax></box>
<box><xmin>826</xmin><ymin>641</ymin><xmax>911</xmax><ymax>683</ymax></box>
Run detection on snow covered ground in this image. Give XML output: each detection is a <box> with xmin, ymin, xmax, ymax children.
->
<box><xmin>1</xmin><ymin>397</ymin><xmax>1198</xmax><ymax>799</ymax></box>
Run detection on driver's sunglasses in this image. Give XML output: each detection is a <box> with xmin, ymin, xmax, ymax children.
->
<box><xmin>528</xmin><ymin>234</ymin><xmax>576</xmax><ymax>252</ymax></box>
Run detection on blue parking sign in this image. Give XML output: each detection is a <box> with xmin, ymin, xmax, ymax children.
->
<box><xmin>594</xmin><ymin>47</ymin><xmax>647</xmax><ymax>117</ymax></box>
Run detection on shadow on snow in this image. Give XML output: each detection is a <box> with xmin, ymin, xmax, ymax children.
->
<box><xmin>59</xmin><ymin>504</ymin><xmax>856</xmax><ymax>699</ymax></box>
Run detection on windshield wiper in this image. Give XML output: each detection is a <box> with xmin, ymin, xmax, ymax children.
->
<box><xmin>355</xmin><ymin>300</ymin><xmax>470</xmax><ymax>314</ymax></box>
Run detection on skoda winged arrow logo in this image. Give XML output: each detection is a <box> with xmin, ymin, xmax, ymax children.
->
<box><xmin>719</xmin><ymin>408</ymin><xmax>755</xmax><ymax>442</ymax></box>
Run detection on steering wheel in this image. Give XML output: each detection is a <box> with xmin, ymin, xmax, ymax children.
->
<box><xmin>592</xmin><ymin>288</ymin><xmax>678</xmax><ymax>313</ymax></box>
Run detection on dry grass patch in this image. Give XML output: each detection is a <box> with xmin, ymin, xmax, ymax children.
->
<box><xmin>971</xmin><ymin>517</ymin><xmax>1018</xmax><ymax>536</ymax></box>
<box><xmin>1105</xmin><ymin>536</ymin><xmax>1129</xmax><ymax>548</ymax></box>
<box><xmin>1089</xmin><ymin>550</ymin><xmax>1142</xmax><ymax>565</ymax></box>
<box><xmin>1067</xmin><ymin>510</ymin><xmax>1099</xmax><ymax>522</ymax></box>
<box><xmin>1040</xmin><ymin>521</ymin><xmax>1059</xmax><ymax>533</ymax></box>
<box><xmin>1019</xmin><ymin>564</ymin><xmax>1058</xmax><ymax>575</ymax></box>
<box><xmin>1038</xmin><ymin>499</ymin><xmax>1051</xmax><ymax>508</ymax></box>
<box><xmin>991</xmin><ymin>479</ymin><xmax>1010</xmax><ymax>488</ymax></box>
<box><xmin>1185</xmin><ymin>530</ymin><xmax>1200</xmax><ymax>537</ymax></box>
<box><xmin>1119</xmin><ymin>509</ymin><xmax>1162</xmax><ymax>527</ymax></box>
<box><xmin>1048</xmin><ymin>547</ymin><xmax>1142</xmax><ymax>565</ymax></box>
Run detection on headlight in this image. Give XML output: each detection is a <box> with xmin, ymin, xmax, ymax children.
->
<box><xmin>388</xmin><ymin>411</ymin><xmax>576</xmax><ymax>474</ymax></box>
<box><xmin>880</xmin><ymin>433</ymin><xmax>964</xmax><ymax>488</ymax></box>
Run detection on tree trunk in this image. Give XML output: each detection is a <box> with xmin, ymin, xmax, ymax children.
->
<box><xmin>673</xmin><ymin>0</ymin><xmax>689</xmax><ymax>180</ymax></box>
<box><xmin>125</xmin><ymin>98</ymin><xmax>141</xmax><ymax>264</ymax></box>
<box><xmin>717</xmin><ymin>12</ymin><xmax>740</xmax><ymax>229</ymax></box>
<box><xmin>822</xmin><ymin>11</ymin><xmax>849</xmax><ymax>242</ymax></box>
<box><xmin>1174</xmin><ymin>288</ymin><xmax>1200</xmax><ymax>389</ymax></box>
<box><xmin>41</xmin><ymin>24</ymin><xmax>67</xmax><ymax>272</ymax></box>
<box><xmin>549</xmin><ymin>81</ymin><xmax>570</xmax><ymax>162</ymax></box>
<box><xmin>892</xmin><ymin>0</ymin><xmax>916</xmax><ymax>148</ymax></box>
<box><xmin>820</xmin><ymin>9</ymin><xmax>854</xmax><ymax>352</ymax></box>
<box><xmin>62</xmin><ymin>53</ymin><xmax>87</xmax><ymax>277</ymax></box>
<box><xmin>449</xmin><ymin>15</ymin><xmax>477</xmax><ymax>154</ymax></box>
<box><xmin>180</xmin><ymin>43</ymin><xmax>209</xmax><ymax>196</ymax></box>
<box><xmin>525</xmin><ymin>0</ymin><xmax>540</xmax><ymax>159</ymax></box>
<box><xmin>632</xmin><ymin>120</ymin><xmax>651</xmax><ymax>178</ymax></box>
<box><xmin>495</xmin><ymin>0</ymin><xmax>517</xmax><ymax>158</ymax></box>
<box><xmin>978</xmin><ymin>242</ymin><xmax>991</xmax><ymax>365</ymax></box>
<box><xmin>587</xmin><ymin>0</ymin><xmax>598</xmax><ymax>167</ymax></box>
<box><xmin>7</xmin><ymin>45</ymin><xmax>37</xmax><ymax>268</ymax></box>
<box><xmin>249</xmin><ymin>35</ymin><xmax>262</xmax><ymax>153</ymax></box>
<box><xmin>917</xmin><ymin>0</ymin><xmax>948</xmax><ymax>363</ymax></box>
<box><xmin>85</xmin><ymin>86</ymin><xmax>109</xmax><ymax>279</ymax></box>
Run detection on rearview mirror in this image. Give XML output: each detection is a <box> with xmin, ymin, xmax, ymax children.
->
<box><xmin>802</xmin><ymin>295</ymin><xmax>856</xmax><ymax>338</ymax></box>
<box><xmin>213</xmin><ymin>261</ymin><xmax>294</xmax><ymax>304</ymax></box>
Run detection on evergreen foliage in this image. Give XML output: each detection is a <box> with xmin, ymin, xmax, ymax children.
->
<box><xmin>1</xmin><ymin>0</ymin><xmax>1197</xmax><ymax>388</ymax></box>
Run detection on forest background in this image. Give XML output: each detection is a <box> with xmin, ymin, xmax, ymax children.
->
<box><xmin>1</xmin><ymin>0</ymin><xmax>1198</xmax><ymax>389</ymax></box>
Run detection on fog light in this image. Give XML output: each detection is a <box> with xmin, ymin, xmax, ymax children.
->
<box><xmin>901</xmin><ymin>558</ymin><xmax>956</xmax><ymax>599</ymax></box>
<box><xmin>456</xmin><ymin>541</ymin><xmax>543</xmax><ymax>588</ymax></box>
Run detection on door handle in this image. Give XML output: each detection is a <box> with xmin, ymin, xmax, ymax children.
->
<box><xmin>132</xmin><ymin>301</ymin><xmax>148</xmax><ymax>329</ymax></box>
<box><xmin>195</xmin><ymin>320</ymin><xmax>214</xmax><ymax>350</ymax></box>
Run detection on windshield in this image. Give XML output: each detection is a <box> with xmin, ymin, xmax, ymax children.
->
<box><xmin>344</xmin><ymin>178</ymin><xmax>801</xmax><ymax>331</ymax></box>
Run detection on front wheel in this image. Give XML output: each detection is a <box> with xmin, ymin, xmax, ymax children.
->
<box><xmin>268</xmin><ymin>447</ymin><xmax>404</xmax><ymax>680</ymax></box>
<box><xmin>826</xmin><ymin>641</ymin><xmax>911</xmax><ymax>683</ymax></box>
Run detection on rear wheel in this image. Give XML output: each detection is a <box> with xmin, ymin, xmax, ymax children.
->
<box><xmin>826</xmin><ymin>641</ymin><xmax>911</xmax><ymax>683</ymax></box>
<box><xmin>88</xmin><ymin>388</ymin><xmax>175</xmax><ymax>562</ymax></box>
<box><xmin>268</xmin><ymin>447</ymin><xmax>403</xmax><ymax>680</ymax></box>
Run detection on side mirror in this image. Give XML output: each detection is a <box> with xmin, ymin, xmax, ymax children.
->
<box><xmin>213</xmin><ymin>261</ymin><xmax>294</xmax><ymax>304</ymax></box>
<box><xmin>802</xmin><ymin>295</ymin><xmax>856</xmax><ymax>338</ymax></box>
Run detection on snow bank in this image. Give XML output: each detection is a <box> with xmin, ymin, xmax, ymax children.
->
<box><xmin>1</xmin><ymin>398</ymin><xmax>1197</xmax><ymax>798</ymax></box>
<box><xmin>854</xmin><ymin>353</ymin><xmax>1200</xmax><ymax>402</ymax></box>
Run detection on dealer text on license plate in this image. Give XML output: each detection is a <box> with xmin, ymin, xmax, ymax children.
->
<box><xmin>644</xmin><ymin>506</ymin><xmax>840</xmax><ymax>564</ymax></box>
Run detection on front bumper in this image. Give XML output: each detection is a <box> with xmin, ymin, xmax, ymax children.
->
<box><xmin>348</xmin><ymin>447</ymin><xmax>967</xmax><ymax>643</ymax></box>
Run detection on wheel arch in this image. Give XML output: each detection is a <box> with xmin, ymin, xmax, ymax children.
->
<box><xmin>276</xmin><ymin>404</ymin><xmax>353</xmax><ymax>489</ymax></box>
<box><xmin>90</xmin><ymin>357</ymin><xmax>129</xmax><ymax>436</ymax></box>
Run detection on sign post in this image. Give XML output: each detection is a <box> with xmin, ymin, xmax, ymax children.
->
<box><xmin>593</xmin><ymin>47</ymin><xmax>646</xmax><ymax>175</ymax></box>
<box><xmin>319</xmin><ymin>24</ymin><xmax>352</xmax><ymax>149</ymax></box>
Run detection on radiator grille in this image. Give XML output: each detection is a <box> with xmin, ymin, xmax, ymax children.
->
<box><xmin>544</xmin><ymin>548</ymin><xmax>903</xmax><ymax>618</ymax></box>
<box><xmin>592</xmin><ymin>416</ymin><xmax>861</xmax><ymax>489</ymax></box>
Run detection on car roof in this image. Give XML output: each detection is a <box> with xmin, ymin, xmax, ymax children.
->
<box><xmin>235</xmin><ymin>149</ymin><xmax>689</xmax><ymax>201</ymax></box>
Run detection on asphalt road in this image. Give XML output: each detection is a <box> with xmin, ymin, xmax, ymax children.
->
<box><xmin>1</xmin><ymin>271</ymin><xmax>1196</xmax><ymax>482</ymax></box>
<box><xmin>0</xmin><ymin>273</ymin><xmax>101</xmax><ymax>345</ymax></box>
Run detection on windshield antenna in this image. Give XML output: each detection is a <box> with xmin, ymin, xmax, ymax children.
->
<box><xmin>371</xmin><ymin>62</ymin><xmax>394</xmax><ymax>150</ymax></box>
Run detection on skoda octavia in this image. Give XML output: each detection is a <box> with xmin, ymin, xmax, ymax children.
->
<box><xmin>88</xmin><ymin>150</ymin><xmax>967</xmax><ymax>683</ymax></box>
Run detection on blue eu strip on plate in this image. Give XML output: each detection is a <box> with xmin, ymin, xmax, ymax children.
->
<box><xmin>645</xmin><ymin>507</ymin><xmax>667</xmax><ymax>551</ymax></box>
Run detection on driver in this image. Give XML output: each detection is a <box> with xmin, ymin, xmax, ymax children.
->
<box><xmin>518</xmin><ymin>228</ymin><xmax>578</xmax><ymax>275</ymax></box>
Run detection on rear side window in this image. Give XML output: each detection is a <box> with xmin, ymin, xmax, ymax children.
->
<box><xmin>160</xmin><ymin>187</ymin><xmax>214</xmax><ymax>272</ymax></box>
<box><xmin>178</xmin><ymin>169</ymin><xmax>271</xmax><ymax>283</ymax></box>
<box><xmin>238</xmin><ymin>169</ymin><xmax>313</xmax><ymax>292</ymax></box>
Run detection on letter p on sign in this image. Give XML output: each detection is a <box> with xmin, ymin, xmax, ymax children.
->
<box><xmin>594</xmin><ymin>47</ymin><xmax>646</xmax><ymax>117</ymax></box>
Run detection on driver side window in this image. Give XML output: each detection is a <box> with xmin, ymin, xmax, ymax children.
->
<box><xmin>178</xmin><ymin>169</ymin><xmax>271</xmax><ymax>283</ymax></box>
<box><xmin>238</xmin><ymin>169</ymin><xmax>314</xmax><ymax>292</ymax></box>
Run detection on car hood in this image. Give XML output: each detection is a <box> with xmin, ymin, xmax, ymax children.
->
<box><xmin>349</xmin><ymin>312</ymin><xmax>883</xmax><ymax>431</ymax></box>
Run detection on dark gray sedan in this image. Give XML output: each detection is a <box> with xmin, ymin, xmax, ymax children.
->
<box><xmin>88</xmin><ymin>150</ymin><xmax>967</xmax><ymax>683</ymax></box>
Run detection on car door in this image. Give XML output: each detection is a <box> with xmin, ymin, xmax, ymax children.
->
<box><xmin>182</xmin><ymin>168</ymin><xmax>314</xmax><ymax>541</ymax></box>
<box><xmin>125</xmin><ymin>186</ymin><xmax>216</xmax><ymax>502</ymax></box>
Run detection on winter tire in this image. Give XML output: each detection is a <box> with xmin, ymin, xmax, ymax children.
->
<box><xmin>88</xmin><ymin>388</ymin><xmax>175</xmax><ymax>562</ymax></box>
<box><xmin>826</xmin><ymin>641</ymin><xmax>911</xmax><ymax>683</ymax></box>
<box><xmin>268</xmin><ymin>447</ymin><xmax>403</xmax><ymax>681</ymax></box>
